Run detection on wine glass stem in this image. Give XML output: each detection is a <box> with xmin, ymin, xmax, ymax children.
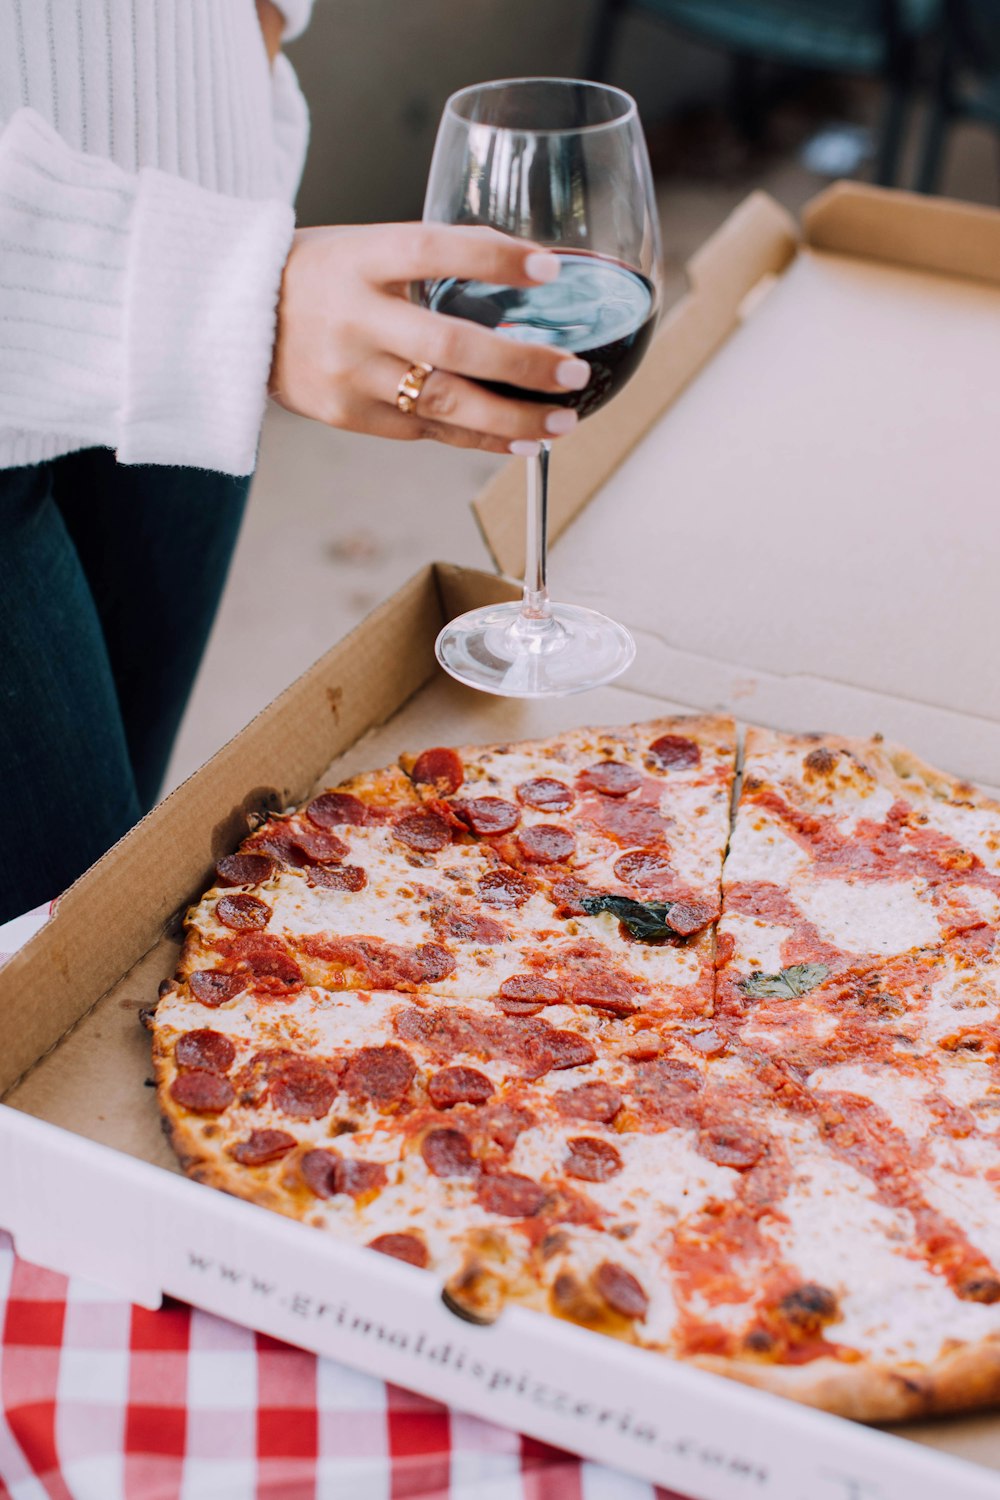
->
<box><xmin>521</xmin><ymin>440</ymin><xmax>552</xmax><ymax>621</ymax></box>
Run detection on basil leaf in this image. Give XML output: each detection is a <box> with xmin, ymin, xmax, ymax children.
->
<box><xmin>740</xmin><ymin>963</ymin><xmax>830</xmax><ymax>1000</ymax></box>
<box><xmin>580</xmin><ymin>893</ymin><xmax>681</xmax><ymax>942</ymax></box>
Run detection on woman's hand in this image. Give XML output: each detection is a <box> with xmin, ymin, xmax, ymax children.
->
<box><xmin>268</xmin><ymin>223</ymin><xmax>590</xmax><ymax>455</ymax></box>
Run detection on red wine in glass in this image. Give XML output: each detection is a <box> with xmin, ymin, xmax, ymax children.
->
<box><xmin>425</xmin><ymin>251</ymin><xmax>658</xmax><ymax>418</ymax></box>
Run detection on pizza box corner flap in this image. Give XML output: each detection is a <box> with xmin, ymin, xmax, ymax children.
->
<box><xmin>802</xmin><ymin>180</ymin><xmax>1000</xmax><ymax>286</ymax></box>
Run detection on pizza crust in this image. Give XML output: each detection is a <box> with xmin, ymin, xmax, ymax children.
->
<box><xmin>691</xmin><ymin>1336</ymin><xmax>1000</xmax><ymax>1423</ymax></box>
<box><xmin>745</xmin><ymin>724</ymin><xmax>1000</xmax><ymax>815</ymax></box>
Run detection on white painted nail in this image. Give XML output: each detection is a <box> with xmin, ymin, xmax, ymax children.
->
<box><xmin>545</xmin><ymin>409</ymin><xmax>577</xmax><ymax>436</ymax></box>
<box><xmin>524</xmin><ymin>252</ymin><xmax>560</xmax><ymax>283</ymax></box>
<box><xmin>555</xmin><ymin>359</ymin><xmax>590</xmax><ymax>391</ymax></box>
<box><xmin>510</xmin><ymin>439</ymin><xmax>542</xmax><ymax>456</ymax></box>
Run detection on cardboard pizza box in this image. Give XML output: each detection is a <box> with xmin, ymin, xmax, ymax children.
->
<box><xmin>3</xmin><ymin>183</ymin><xmax>1000</xmax><ymax>1499</ymax></box>
<box><xmin>474</xmin><ymin>182</ymin><xmax>1000</xmax><ymax>792</ymax></box>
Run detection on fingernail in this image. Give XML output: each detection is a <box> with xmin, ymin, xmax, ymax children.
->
<box><xmin>556</xmin><ymin>359</ymin><xmax>590</xmax><ymax>391</ymax></box>
<box><xmin>524</xmin><ymin>252</ymin><xmax>560</xmax><ymax>283</ymax></box>
<box><xmin>510</xmin><ymin>439</ymin><xmax>542</xmax><ymax>457</ymax></box>
<box><xmin>545</xmin><ymin>409</ymin><xmax>577</xmax><ymax>436</ymax></box>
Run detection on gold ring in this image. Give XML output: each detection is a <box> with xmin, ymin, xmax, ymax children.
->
<box><xmin>396</xmin><ymin>361</ymin><xmax>434</xmax><ymax>415</ymax></box>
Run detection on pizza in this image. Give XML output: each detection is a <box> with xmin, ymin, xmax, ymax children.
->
<box><xmin>148</xmin><ymin>716</ymin><xmax>1000</xmax><ymax>1423</ymax></box>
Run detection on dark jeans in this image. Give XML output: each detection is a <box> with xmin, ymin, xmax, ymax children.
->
<box><xmin>0</xmin><ymin>449</ymin><xmax>250</xmax><ymax>923</ymax></box>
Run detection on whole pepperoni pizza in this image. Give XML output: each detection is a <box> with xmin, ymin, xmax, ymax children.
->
<box><xmin>149</xmin><ymin>716</ymin><xmax>1000</xmax><ymax>1422</ymax></box>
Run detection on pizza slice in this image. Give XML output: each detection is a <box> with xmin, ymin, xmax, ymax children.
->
<box><xmin>178</xmin><ymin>717</ymin><xmax>738</xmax><ymax>1029</ymax></box>
<box><xmin>401</xmin><ymin>714</ymin><xmax>736</xmax><ymax>922</ymax></box>
<box><xmin>703</xmin><ymin>726</ymin><xmax>1000</xmax><ymax>1416</ymax></box>
<box><xmin>728</xmin><ymin>727</ymin><xmax>1000</xmax><ymax>968</ymax></box>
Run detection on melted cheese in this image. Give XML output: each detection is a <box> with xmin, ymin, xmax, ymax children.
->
<box><xmin>794</xmin><ymin>876</ymin><xmax>942</xmax><ymax>955</ymax></box>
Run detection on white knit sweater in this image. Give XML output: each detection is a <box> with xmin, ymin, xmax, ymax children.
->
<box><xmin>0</xmin><ymin>0</ymin><xmax>313</xmax><ymax>476</ymax></box>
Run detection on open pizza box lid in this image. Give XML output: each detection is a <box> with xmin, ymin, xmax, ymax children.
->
<box><xmin>475</xmin><ymin>181</ymin><xmax>1000</xmax><ymax>792</ymax></box>
<box><xmin>2</xmin><ymin>183</ymin><xmax>1000</xmax><ymax>1499</ymax></box>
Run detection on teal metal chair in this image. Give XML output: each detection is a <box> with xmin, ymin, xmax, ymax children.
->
<box><xmin>585</xmin><ymin>0</ymin><xmax>942</xmax><ymax>185</ymax></box>
<box><xmin>916</xmin><ymin>0</ymin><xmax>1000</xmax><ymax>192</ymax></box>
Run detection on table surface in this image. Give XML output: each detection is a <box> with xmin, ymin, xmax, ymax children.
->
<box><xmin>0</xmin><ymin>906</ymin><xmax>688</xmax><ymax>1500</ymax></box>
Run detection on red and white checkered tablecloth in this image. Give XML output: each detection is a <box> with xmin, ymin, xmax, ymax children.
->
<box><xmin>0</xmin><ymin>907</ymin><xmax>689</xmax><ymax>1500</ymax></box>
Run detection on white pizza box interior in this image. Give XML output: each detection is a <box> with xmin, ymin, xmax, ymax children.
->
<box><xmin>2</xmin><ymin>182</ymin><xmax>1000</xmax><ymax>1500</ymax></box>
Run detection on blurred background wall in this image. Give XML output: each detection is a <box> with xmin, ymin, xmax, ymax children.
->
<box><xmin>287</xmin><ymin>0</ymin><xmax>727</xmax><ymax>225</ymax></box>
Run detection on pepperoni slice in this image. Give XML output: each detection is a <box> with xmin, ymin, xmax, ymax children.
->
<box><xmin>555</xmin><ymin>1083</ymin><xmax>623</xmax><ymax>1124</ymax></box>
<box><xmin>410</xmin><ymin>747</ymin><xmax>464</xmax><ymax>796</ymax></box>
<box><xmin>613</xmin><ymin>850</ymin><xmax>673</xmax><ymax>887</ymax></box>
<box><xmin>500</xmin><ymin>974</ymin><xmax>560</xmax><ymax>1003</ymax></box>
<box><xmin>687</xmin><ymin>1028</ymin><xmax>726</xmax><ymax>1056</ymax></box>
<box><xmin>235</xmin><ymin>1048</ymin><xmax>297</xmax><ymax>1105</ymax></box>
<box><xmin>427</xmin><ymin>1067</ymin><xmax>494</xmax><ymax>1109</ymax></box>
<box><xmin>436</xmin><ymin>909</ymin><xmax>507</xmax><ymax>944</ymax></box>
<box><xmin>479</xmin><ymin>1103</ymin><xmax>536</xmax><ymax>1152</ymax></box>
<box><xmin>300</xmin><ymin>1149</ymin><xmax>386</xmax><ymax>1199</ymax></box>
<box><xmin>175</xmin><ymin>1029</ymin><xmax>236</xmax><ymax>1073</ymax></box>
<box><xmin>495</xmin><ymin>973</ymin><xmax>560</xmax><ymax>1016</ymax></box>
<box><xmin>300</xmin><ymin>1150</ymin><xmax>339</xmax><ymax>1197</ymax></box>
<box><xmin>517</xmin><ymin>825</ymin><xmax>575</xmax><ymax>864</ymax></box>
<box><xmin>343</xmin><ymin>1045</ymin><xmax>415</xmax><ymax>1106</ymax></box>
<box><xmin>494</xmin><ymin>999</ymin><xmax>546</xmax><ymax>1017</ymax></box>
<box><xmin>270</xmin><ymin>1059</ymin><xmax>340</xmax><ymax>1119</ymax></box>
<box><xmin>569</xmin><ymin>973</ymin><xmax>640</xmax><ymax>1017</ymax></box>
<box><xmin>189</xmin><ymin>971</ymin><xmax>244</xmax><ymax>1007</ymax></box>
<box><xmin>229</xmin><ymin>1129</ymin><xmax>296</xmax><ymax>1165</ymax></box>
<box><xmin>578</xmin><ymin>762</ymin><xmax>642</xmax><ymax>797</ymax></box>
<box><xmin>216</xmin><ymin>894</ymin><xmax>271</xmax><ymax>930</ymax></box>
<box><xmin>421</xmin><ymin>1127</ymin><xmax>480</xmax><ymax>1178</ymax></box>
<box><xmin>216</xmin><ymin>852</ymin><xmax>276</xmax><ymax>887</ymax></box>
<box><xmin>410</xmin><ymin>943</ymin><xmax>455</xmax><ymax>984</ymax></box>
<box><xmin>288</xmin><ymin>824</ymin><xmax>350</xmax><ymax>863</ymax></box>
<box><xmin>517</xmin><ymin>777</ymin><xmax>575</xmax><ymax>812</ymax></box>
<box><xmin>451</xmin><ymin>798</ymin><xmax>521</xmax><ymax>836</ymax></box>
<box><xmin>522</xmin><ymin>1029</ymin><xmax>596</xmax><ymax>1079</ymax></box>
<box><xmin>698</xmin><ymin>1124</ymin><xmax>766</xmax><ymax>1170</ymax></box>
<box><xmin>550</xmin><ymin>879</ymin><xmax>593</xmax><ymax>918</ymax></box>
<box><xmin>250</xmin><ymin>830</ymin><xmax>310</xmax><ymax>869</ymax></box>
<box><xmin>477</xmin><ymin>869</ymin><xmax>535</xmax><ymax>908</ymax></box>
<box><xmin>308</xmin><ymin>864</ymin><xmax>367</xmax><ymax>892</ymax></box>
<box><xmin>306</xmin><ymin>792</ymin><xmax>370</xmax><ymax>828</ymax></box>
<box><xmin>668</xmin><ymin>901</ymin><xmax>715</xmax><ymax>937</ymax></box>
<box><xmin>594</xmin><ymin>1261</ymin><xmax>648</xmax><ymax>1319</ymax></box>
<box><xmin>589</xmin><ymin>801</ymin><xmax>665</xmax><ymax>846</ymax></box>
<box><xmin>476</xmin><ymin>1172</ymin><xmax>546</xmax><ymax>1218</ymax></box>
<box><xmin>647</xmin><ymin>734</ymin><xmax>701</xmax><ymax>772</ymax></box>
<box><xmin>226</xmin><ymin>934</ymin><xmax>302</xmax><ymax>988</ymax></box>
<box><xmin>336</xmin><ymin>1158</ymin><xmax>388</xmax><ymax>1198</ymax></box>
<box><xmin>565</xmin><ymin>1136</ymin><xmax>623</xmax><ymax>1182</ymax></box>
<box><xmin>169</xmin><ymin>1070</ymin><xmax>234</xmax><ymax>1114</ymax></box>
<box><xmin>368</xmin><ymin>1233</ymin><xmax>429</xmax><ymax>1268</ymax></box>
<box><xmin>393</xmin><ymin>810</ymin><xmax>452</xmax><ymax>853</ymax></box>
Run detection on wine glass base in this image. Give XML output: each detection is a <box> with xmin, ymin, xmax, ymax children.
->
<box><xmin>435</xmin><ymin>602</ymin><xmax>636</xmax><ymax>698</ymax></box>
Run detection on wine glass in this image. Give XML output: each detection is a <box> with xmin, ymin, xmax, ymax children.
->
<box><xmin>423</xmin><ymin>77</ymin><xmax>662</xmax><ymax>697</ymax></box>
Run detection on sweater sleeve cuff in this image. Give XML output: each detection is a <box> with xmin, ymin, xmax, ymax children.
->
<box><xmin>0</xmin><ymin>109</ymin><xmax>133</xmax><ymax>453</ymax></box>
<box><xmin>277</xmin><ymin>0</ymin><xmax>314</xmax><ymax>41</ymax></box>
<box><xmin>118</xmin><ymin>169</ymin><xmax>295</xmax><ymax>476</ymax></box>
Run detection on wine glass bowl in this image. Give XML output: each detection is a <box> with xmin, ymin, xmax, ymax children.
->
<box><xmin>423</xmin><ymin>78</ymin><xmax>662</xmax><ymax>697</ymax></box>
